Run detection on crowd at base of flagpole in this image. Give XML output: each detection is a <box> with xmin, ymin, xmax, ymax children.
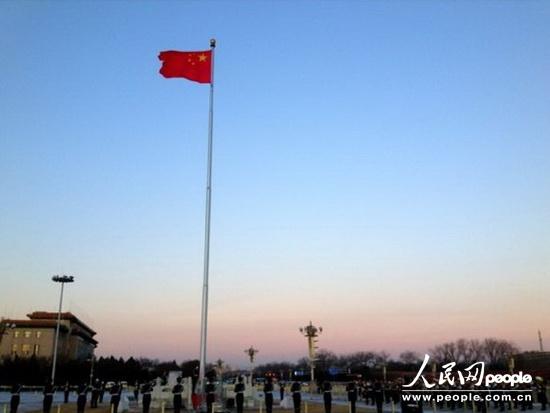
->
<box><xmin>1</xmin><ymin>377</ymin><xmax>548</xmax><ymax>413</ymax></box>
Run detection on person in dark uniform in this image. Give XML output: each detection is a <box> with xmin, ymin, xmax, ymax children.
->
<box><xmin>98</xmin><ymin>382</ymin><xmax>105</xmax><ymax>404</ymax></box>
<box><xmin>63</xmin><ymin>382</ymin><xmax>71</xmax><ymax>404</ymax></box>
<box><xmin>172</xmin><ymin>377</ymin><xmax>184</xmax><ymax>413</ymax></box>
<box><xmin>279</xmin><ymin>382</ymin><xmax>285</xmax><ymax>401</ymax></box>
<box><xmin>346</xmin><ymin>381</ymin><xmax>358</xmax><ymax>413</ymax></box>
<box><xmin>43</xmin><ymin>379</ymin><xmax>54</xmax><ymax>413</ymax></box>
<box><xmin>110</xmin><ymin>382</ymin><xmax>121</xmax><ymax>413</ymax></box>
<box><xmin>291</xmin><ymin>381</ymin><xmax>301</xmax><ymax>413</ymax></box>
<box><xmin>475</xmin><ymin>385</ymin><xmax>488</xmax><ymax>413</ymax></box>
<box><xmin>390</xmin><ymin>382</ymin><xmax>400</xmax><ymax>406</ymax></box>
<box><xmin>528</xmin><ymin>383</ymin><xmax>535</xmax><ymax>410</ymax></box>
<box><xmin>400</xmin><ymin>378</ymin><xmax>423</xmax><ymax>413</ymax></box>
<box><xmin>384</xmin><ymin>381</ymin><xmax>391</xmax><ymax>405</ymax></box>
<box><xmin>133</xmin><ymin>381</ymin><xmax>140</xmax><ymax>402</ymax></box>
<box><xmin>235</xmin><ymin>376</ymin><xmax>245</xmax><ymax>413</ymax></box>
<box><xmin>364</xmin><ymin>381</ymin><xmax>373</xmax><ymax>406</ymax></box>
<box><xmin>539</xmin><ymin>380</ymin><xmax>548</xmax><ymax>411</ymax></box>
<box><xmin>77</xmin><ymin>383</ymin><xmax>89</xmax><ymax>413</ymax></box>
<box><xmin>205</xmin><ymin>378</ymin><xmax>216</xmax><ymax>413</ymax></box>
<box><xmin>322</xmin><ymin>381</ymin><xmax>332</xmax><ymax>413</ymax></box>
<box><xmin>141</xmin><ymin>381</ymin><xmax>153</xmax><ymax>413</ymax></box>
<box><xmin>264</xmin><ymin>377</ymin><xmax>274</xmax><ymax>413</ymax></box>
<box><xmin>373</xmin><ymin>381</ymin><xmax>384</xmax><ymax>413</ymax></box>
<box><xmin>91</xmin><ymin>380</ymin><xmax>101</xmax><ymax>408</ymax></box>
<box><xmin>497</xmin><ymin>383</ymin><xmax>507</xmax><ymax>412</ymax></box>
<box><xmin>10</xmin><ymin>383</ymin><xmax>22</xmax><ymax>413</ymax></box>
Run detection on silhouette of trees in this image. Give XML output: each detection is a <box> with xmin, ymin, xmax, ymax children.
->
<box><xmin>0</xmin><ymin>336</ymin><xmax>520</xmax><ymax>385</ymax></box>
<box><xmin>430</xmin><ymin>338</ymin><xmax>519</xmax><ymax>368</ymax></box>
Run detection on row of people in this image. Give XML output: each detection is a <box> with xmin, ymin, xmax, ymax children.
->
<box><xmin>8</xmin><ymin>379</ymin><xmax>122</xmax><ymax>413</ymax></box>
<box><xmin>6</xmin><ymin>377</ymin><xmax>549</xmax><ymax>413</ymax></box>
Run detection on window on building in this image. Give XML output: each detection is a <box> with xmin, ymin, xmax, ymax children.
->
<box><xmin>14</xmin><ymin>331</ymin><xmax>20</xmax><ymax>338</ymax></box>
<box><xmin>24</xmin><ymin>331</ymin><xmax>31</xmax><ymax>338</ymax></box>
<box><xmin>21</xmin><ymin>344</ymin><xmax>31</xmax><ymax>356</ymax></box>
<box><xmin>36</xmin><ymin>331</ymin><xmax>42</xmax><ymax>339</ymax></box>
<box><xmin>11</xmin><ymin>344</ymin><xmax>17</xmax><ymax>355</ymax></box>
<box><xmin>33</xmin><ymin>344</ymin><xmax>40</xmax><ymax>356</ymax></box>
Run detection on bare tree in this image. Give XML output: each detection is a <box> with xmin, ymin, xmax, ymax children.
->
<box><xmin>431</xmin><ymin>338</ymin><xmax>519</xmax><ymax>367</ymax></box>
<box><xmin>483</xmin><ymin>338</ymin><xmax>518</xmax><ymax>365</ymax></box>
<box><xmin>316</xmin><ymin>349</ymin><xmax>338</xmax><ymax>371</ymax></box>
<box><xmin>399</xmin><ymin>351</ymin><xmax>421</xmax><ymax>365</ymax></box>
<box><xmin>466</xmin><ymin>339</ymin><xmax>484</xmax><ymax>363</ymax></box>
<box><xmin>430</xmin><ymin>342</ymin><xmax>458</xmax><ymax>363</ymax></box>
<box><xmin>456</xmin><ymin>339</ymin><xmax>469</xmax><ymax>363</ymax></box>
<box><xmin>482</xmin><ymin>338</ymin><xmax>499</xmax><ymax>364</ymax></box>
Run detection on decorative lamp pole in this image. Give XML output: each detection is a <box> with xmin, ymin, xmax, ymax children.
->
<box><xmin>215</xmin><ymin>359</ymin><xmax>225</xmax><ymax>402</ymax></box>
<box><xmin>245</xmin><ymin>346</ymin><xmax>259</xmax><ymax>379</ymax></box>
<box><xmin>299</xmin><ymin>321</ymin><xmax>322</xmax><ymax>385</ymax></box>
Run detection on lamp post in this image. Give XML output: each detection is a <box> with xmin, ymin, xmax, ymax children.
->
<box><xmin>244</xmin><ymin>346</ymin><xmax>259</xmax><ymax>380</ymax></box>
<box><xmin>215</xmin><ymin>359</ymin><xmax>225</xmax><ymax>403</ymax></box>
<box><xmin>88</xmin><ymin>355</ymin><xmax>95</xmax><ymax>386</ymax></box>
<box><xmin>299</xmin><ymin>321</ymin><xmax>322</xmax><ymax>387</ymax></box>
<box><xmin>51</xmin><ymin>274</ymin><xmax>74</xmax><ymax>383</ymax></box>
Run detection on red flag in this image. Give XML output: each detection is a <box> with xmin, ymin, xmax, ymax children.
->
<box><xmin>158</xmin><ymin>50</ymin><xmax>212</xmax><ymax>84</ymax></box>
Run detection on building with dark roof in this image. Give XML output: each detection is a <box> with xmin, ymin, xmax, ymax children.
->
<box><xmin>0</xmin><ymin>311</ymin><xmax>97</xmax><ymax>360</ymax></box>
<box><xmin>515</xmin><ymin>351</ymin><xmax>550</xmax><ymax>378</ymax></box>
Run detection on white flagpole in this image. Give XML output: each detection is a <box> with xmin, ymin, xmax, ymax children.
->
<box><xmin>198</xmin><ymin>38</ymin><xmax>216</xmax><ymax>396</ymax></box>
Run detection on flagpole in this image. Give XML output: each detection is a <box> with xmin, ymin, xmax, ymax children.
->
<box><xmin>198</xmin><ymin>38</ymin><xmax>216</xmax><ymax>397</ymax></box>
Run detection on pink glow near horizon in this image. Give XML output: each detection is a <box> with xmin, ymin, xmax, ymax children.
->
<box><xmin>93</xmin><ymin>302</ymin><xmax>545</xmax><ymax>365</ymax></box>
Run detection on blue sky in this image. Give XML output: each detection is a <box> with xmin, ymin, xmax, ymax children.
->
<box><xmin>1</xmin><ymin>1</ymin><xmax>549</xmax><ymax>364</ymax></box>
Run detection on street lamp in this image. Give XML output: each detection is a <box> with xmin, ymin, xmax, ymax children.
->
<box><xmin>299</xmin><ymin>321</ymin><xmax>322</xmax><ymax>386</ymax></box>
<box><xmin>51</xmin><ymin>274</ymin><xmax>74</xmax><ymax>383</ymax></box>
<box><xmin>244</xmin><ymin>346</ymin><xmax>259</xmax><ymax>380</ymax></box>
<box><xmin>215</xmin><ymin>359</ymin><xmax>225</xmax><ymax>402</ymax></box>
<box><xmin>88</xmin><ymin>355</ymin><xmax>95</xmax><ymax>386</ymax></box>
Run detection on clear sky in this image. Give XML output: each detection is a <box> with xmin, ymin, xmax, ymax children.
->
<box><xmin>1</xmin><ymin>1</ymin><xmax>549</xmax><ymax>366</ymax></box>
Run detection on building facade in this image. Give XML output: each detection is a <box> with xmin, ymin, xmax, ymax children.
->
<box><xmin>0</xmin><ymin>311</ymin><xmax>97</xmax><ymax>360</ymax></box>
<box><xmin>515</xmin><ymin>351</ymin><xmax>550</xmax><ymax>377</ymax></box>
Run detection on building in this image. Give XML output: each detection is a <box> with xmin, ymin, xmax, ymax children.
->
<box><xmin>515</xmin><ymin>351</ymin><xmax>550</xmax><ymax>377</ymax></box>
<box><xmin>0</xmin><ymin>311</ymin><xmax>97</xmax><ymax>360</ymax></box>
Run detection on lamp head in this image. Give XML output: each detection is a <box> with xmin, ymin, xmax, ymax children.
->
<box><xmin>52</xmin><ymin>275</ymin><xmax>75</xmax><ymax>283</ymax></box>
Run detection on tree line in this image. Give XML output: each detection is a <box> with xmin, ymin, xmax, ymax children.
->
<box><xmin>0</xmin><ymin>337</ymin><xmax>519</xmax><ymax>385</ymax></box>
<box><xmin>0</xmin><ymin>356</ymin><xmax>201</xmax><ymax>386</ymax></box>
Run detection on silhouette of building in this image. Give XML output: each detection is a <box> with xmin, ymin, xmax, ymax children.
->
<box><xmin>0</xmin><ymin>311</ymin><xmax>97</xmax><ymax>360</ymax></box>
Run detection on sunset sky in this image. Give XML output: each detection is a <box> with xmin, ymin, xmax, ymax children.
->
<box><xmin>1</xmin><ymin>1</ymin><xmax>549</xmax><ymax>367</ymax></box>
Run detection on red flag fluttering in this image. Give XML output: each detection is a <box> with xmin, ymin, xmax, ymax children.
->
<box><xmin>158</xmin><ymin>50</ymin><xmax>212</xmax><ymax>84</ymax></box>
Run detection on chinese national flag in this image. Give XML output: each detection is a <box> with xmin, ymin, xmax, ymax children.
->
<box><xmin>158</xmin><ymin>50</ymin><xmax>212</xmax><ymax>84</ymax></box>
